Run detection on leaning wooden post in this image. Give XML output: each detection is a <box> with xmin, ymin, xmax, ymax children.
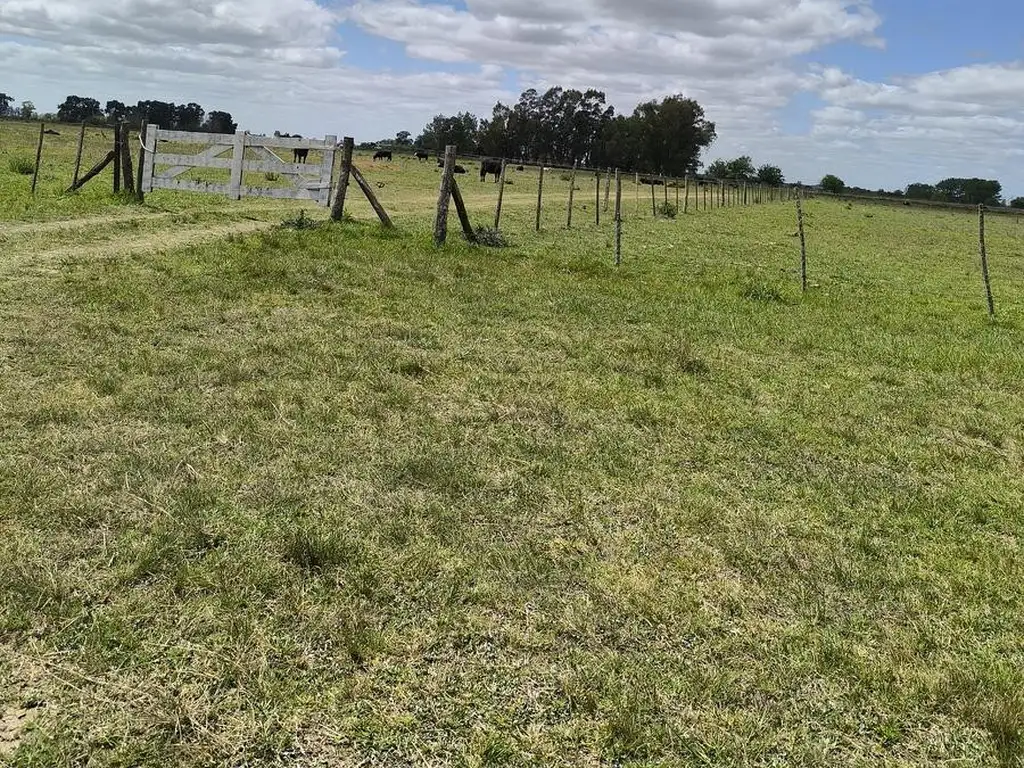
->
<box><xmin>566</xmin><ymin>160</ymin><xmax>578</xmax><ymax>228</ymax></box>
<box><xmin>979</xmin><ymin>204</ymin><xmax>995</xmax><ymax>316</ymax></box>
<box><xmin>614</xmin><ymin>169</ymin><xmax>622</xmax><ymax>266</ymax></box>
<box><xmin>112</xmin><ymin>123</ymin><xmax>122</xmax><ymax>194</ymax></box>
<box><xmin>134</xmin><ymin>120</ymin><xmax>147</xmax><ymax>202</ymax></box>
<box><xmin>434</xmin><ymin>145</ymin><xmax>457</xmax><ymax>245</ymax></box>
<box><xmin>603</xmin><ymin>167</ymin><xmax>611</xmax><ymax>212</ymax></box>
<box><xmin>350</xmin><ymin>165</ymin><xmax>394</xmax><ymax>228</ymax></box>
<box><xmin>493</xmin><ymin>159</ymin><xmax>508</xmax><ymax>229</ymax></box>
<box><xmin>450</xmin><ymin>179</ymin><xmax>477</xmax><ymax>242</ymax></box>
<box><xmin>330</xmin><ymin>137</ymin><xmax>355</xmax><ymax>221</ymax></box>
<box><xmin>535</xmin><ymin>165</ymin><xmax>545</xmax><ymax>232</ymax></box>
<box><xmin>797</xmin><ymin>192</ymin><xmax>808</xmax><ymax>292</ymax></box>
<box><xmin>683</xmin><ymin>176</ymin><xmax>690</xmax><ymax>214</ymax></box>
<box><xmin>30</xmin><ymin>122</ymin><xmax>45</xmax><ymax>195</ymax></box>
<box><xmin>663</xmin><ymin>175</ymin><xmax>669</xmax><ymax>207</ymax></box>
<box><xmin>65</xmin><ymin>151</ymin><xmax>115</xmax><ymax>194</ymax></box>
<box><xmin>71</xmin><ymin>121</ymin><xmax>86</xmax><ymax>191</ymax></box>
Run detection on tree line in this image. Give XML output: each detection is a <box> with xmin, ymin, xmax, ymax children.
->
<box><xmin>405</xmin><ymin>86</ymin><xmax>722</xmax><ymax>177</ymax></box>
<box><xmin>0</xmin><ymin>92</ymin><xmax>237</xmax><ymax>133</ymax></box>
<box><xmin>814</xmin><ymin>173</ymin><xmax>1021</xmax><ymax>208</ymax></box>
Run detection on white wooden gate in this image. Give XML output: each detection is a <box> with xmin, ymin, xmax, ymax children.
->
<box><xmin>140</xmin><ymin>127</ymin><xmax>337</xmax><ymax>206</ymax></box>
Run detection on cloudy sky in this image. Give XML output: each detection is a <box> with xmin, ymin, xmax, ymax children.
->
<box><xmin>2</xmin><ymin>0</ymin><xmax>1023</xmax><ymax>193</ymax></box>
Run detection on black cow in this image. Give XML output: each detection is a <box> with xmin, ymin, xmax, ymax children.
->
<box><xmin>480</xmin><ymin>158</ymin><xmax>502</xmax><ymax>182</ymax></box>
<box><xmin>415</xmin><ymin>150</ymin><xmax>429</xmax><ymax>161</ymax></box>
<box><xmin>373</xmin><ymin>150</ymin><xmax>393</xmax><ymax>161</ymax></box>
<box><xmin>454</xmin><ymin>165</ymin><xmax>467</xmax><ymax>174</ymax></box>
<box><xmin>516</xmin><ymin>165</ymin><xmax>524</xmax><ymax>171</ymax></box>
<box><xmin>293</xmin><ymin>148</ymin><xmax>309</xmax><ymax>163</ymax></box>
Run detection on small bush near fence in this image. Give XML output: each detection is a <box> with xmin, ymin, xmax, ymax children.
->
<box><xmin>8</xmin><ymin>157</ymin><xmax>34</xmax><ymax>175</ymax></box>
<box><xmin>472</xmin><ymin>226</ymin><xmax>509</xmax><ymax>247</ymax></box>
<box><xmin>280</xmin><ymin>210</ymin><xmax>319</xmax><ymax>230</ymax></box>
<box><xmin>657</xmin><ymin>202</ymin><xmax>677</xmax><ymax>219</ymax></box>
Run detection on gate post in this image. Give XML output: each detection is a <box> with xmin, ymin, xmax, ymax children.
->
<box><xmin>229</xmin><ymin>130</ymin><xmax>246</xmax><ymax>200</ymax></box>
<box><xmin>140</xmin><ymin>124</ymin><xmax>158</xmax><ymax>193</ymax></box>
<box><xmin>320</xmin><ymin>135</ymin><xmax>337</xmax><ymax>207</ymax></box>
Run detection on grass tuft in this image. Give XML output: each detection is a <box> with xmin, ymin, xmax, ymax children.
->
<box><xmin>8</xmin><ymin>156</ymin><xmax>35</xmax><ymax>175</ymax></box>
<box><xmin>472</xmin><ymin>225</ymin><xmax>509</xmax><ymax>247</ymax></box>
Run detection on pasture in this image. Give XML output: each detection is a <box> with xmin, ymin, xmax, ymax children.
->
<box><xmin>2</xmin><ymin>120</ymin><xmax>1024</xmax><ymax>767</ymax></box>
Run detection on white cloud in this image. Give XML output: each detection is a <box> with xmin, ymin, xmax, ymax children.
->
<box><xmin>4</xmin><ymin>0</ymin><xmax>1024</xmax><ymax>193</ymax></box>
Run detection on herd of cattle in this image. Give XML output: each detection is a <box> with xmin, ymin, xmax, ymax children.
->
<box><xmin>289</xmin><ymin>146</ymin><xmax>521</xmax><ymax>183</ymax></box>
<box><xmin>363</xmin><ymin>149</ymin><xmax>509</xmax><ymax>182</ymax></box>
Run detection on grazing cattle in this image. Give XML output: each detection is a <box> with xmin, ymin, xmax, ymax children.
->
<box><xmin>454</xmin><ymin>165</ymin><xmax>467</xmax><ymax>174</ymax></box>
<box><xmin>480</xmin><ymin>158</ymin><xmax>502</xmax><ymax>182</ymax></box>
<box><xmin>373</xmin><ymin>150</ymin><xmax>393</xmax><ymax>161</ymax></box>
<box><xmin>415</xmin><ymin>150</ymin><xmax>429</xmax><ymax>161</ymax></box>
<box><xmin>293</xmin><ymin>148</ymin><xmax>309</xmax><ymax>163</ymax></box>
<box><xmin>44</xmin><ymin>129</ymin><xmax>61</xmax><ymax>136</ymax></box>
<box><xmin>638</xmin><ymin>176</ymin><xmax>665</xmax><ymax>186</ymax></box>
<box><xmin>516</xmin><ymin>165</ymin><xmax>524</xmax><ymax>171</ymax></box>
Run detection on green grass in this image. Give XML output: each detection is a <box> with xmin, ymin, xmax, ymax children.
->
<box><xmin>2</xmin><ymin>120</ymin><xmax>1024</xmax><ymax>766</ymax></box>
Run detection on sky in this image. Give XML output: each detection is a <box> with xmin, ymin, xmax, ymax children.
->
<box><xmin>2</xmin><ymin>0</ymin><xmax>1023</xmax><ymax>194</ymax></box>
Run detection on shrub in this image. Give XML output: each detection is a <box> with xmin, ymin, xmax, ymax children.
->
<box><xmin>264</xmin><ymin>171</ymin><xmax>280</xmax><ymax>182</ymax></box>
<box><xmin>280</xmin><ymin>209</ymin><xmax>318</xmax><ymax>230</ymax></box>
<box><xmin>472</xmin><ymin>226</ymin><xmax>508</xmax><ymax>247</ymax></box>
<box><xmin>8</xmin><ymin>157</ymin><xmax>34</xmax><ymax>175</ymax></box>
<box><xmin>656</xmin><ymin>202</ymin><xmax>677</xmax><ymax>219</ymax></box>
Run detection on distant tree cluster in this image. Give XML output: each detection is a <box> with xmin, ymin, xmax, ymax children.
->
<box><xmin>904</xmin><ymin>178</ymin><xmax>1004</xmax><ymax>206</ymax></box>
<box><xmin>706</xmin><ymin>156</ymin><xmax>785</xmax><ymax>185</ymax></box>
<box><xmin>403</xmin><ymin>86</ymin><xmax>717</xmax><ymax>176</ymax></box>
<box><xmin>0</xmin><ymin>90</ymin><xmax>236</xmax><ymax>133</ymax></box>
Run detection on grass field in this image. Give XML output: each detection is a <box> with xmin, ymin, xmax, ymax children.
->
<box><xmin>2</xmin><ymin>120</ymin><xmax>1024</xmax><ymax>767</ymax></box>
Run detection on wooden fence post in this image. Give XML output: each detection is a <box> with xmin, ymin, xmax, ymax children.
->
<box><xmin>595</xmin><ymin>170</ymin><xmax>601</xmax><ymax>226</ymax></box>
<box><xmin>635</xmin><ymin>171</ymin><xmax>639</xmax><ymax>213</ymax></box>
<box><xmin>494</xmin><ymin>159</ymin><xmax>507</xmax><ymax>229</ymax></box>
<box><xmin>604</xmin><ymin>167</ymin><xmax>611</xmax><ymax>213</ymax></box>
<box><xmin>112</xmin><ymin>123</ymin><xmax>121</xmax><ymax>194</ymax></box>
<box><xmin>31</xmin><ymin>122</ymin><xmax>45</xmax><ymax>195</ymax></box>
<box><xmin>614</xmin><ymin>169</ymin><xmax>622</xmax><ymax>266</ymax></box>
<box><xmin>567</xmin><ymin>160</ymin><xmax>578</xmax><ymax>228</ymax></box>
<box><xmin>229</xmin><ymin>129</ymin><xmax>246</xmax><ymax>200</ymax></box>
<box><xmin>434</xmin><ymin>145</ymin><xmax>456</xmax><ymax>245</ymax></box>
<box><xmin>683</xmin><ymin>176</ymin><xmax>689</xmax><ymax>214</ymax></box>
<box><xmin>650</xmin><ymin>178</ymin><xmax>656</xmax><ymax>216</ymax></box>
<box><xmin>120</xmin><ymin>126</ymin><xmax>135</xmax><ymax>194</ymax></box>
<box><xmin>134</xmin><ymin>120</ymin><xmax>147</xmax><ymax>202</ymax></box>
<box><xmin>675</xmin><ymin>178</ymin><xmax>679</xmax><ymax>210</ymax></box>
<box><xmin>535</xmin><ymin>165</ymin><xmax>545</xmax><ymax>232</ymax></box>
<box><xmin>71</xmin><ymin>121</ymin><xmax>86</xmax><ymax>191</ymax></box>
<box><xmin>703</xmin><ymin>183</ymin><xmax>707</xmax><ymax>211</ymax></box>
<box><xmin>663</xmin><ymin>176</ymin><xmax>669</xmax><ymax>207</ymax></box>
<box><xmin>797</xmin><ymin>192</ymin><xmax>808</xmax><ymax>292</ymax></box>
<box><xmin>979</xmin><ymin>204</ymin><xmax>995</xmax><ymax>316</ymax></box>
<box><xmin>330</xmin><ymin>136</ymin><xmax>354</xmax><ymax>221</ymax></box>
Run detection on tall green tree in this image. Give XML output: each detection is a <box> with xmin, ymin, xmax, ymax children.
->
<box><xmin>416</xmin><ymin>112</ymin><xmax>479</xmax><ymax>154</ymax></box>
<box><xmin>629</xmin><ymin>95</ymin><xmax>716</xmax><ymax>176</ymax></box>
<box><xmin>19</xmin><ymin>101</ymin><xmax>36</xmax><ymax>120</ymax></box>
<box><xmin>756</xmin><ymin>164</ymin><xmax>784</xmax><ymax>185</ymax></box>
<box><xmin>905</xmin><ymin>183</ymin><xmax>935</xmax><ymax>200</ymax></box>
<box><xmin>933</xmin><ymin>177</ymin><xmax>1002</xmax><ymax>206</ymax></box>
<box><xmin>202</xmin><ymin>110</ymin><xmax>237</xmax><ymax>133</ymax></box>
<box><xmin>57</xmin><ymin>95</ymin><xmax>102</xmax><ymax>123</ymax></box>
<box><xmin>0</xmin><ymin>93</ymin><xmax>13</xmax><ymax>117</ymax></box>
<box><xmin>820</xmin><ymin>174</ymin><xmax>845</xmax><ymax>194</ymax></box>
